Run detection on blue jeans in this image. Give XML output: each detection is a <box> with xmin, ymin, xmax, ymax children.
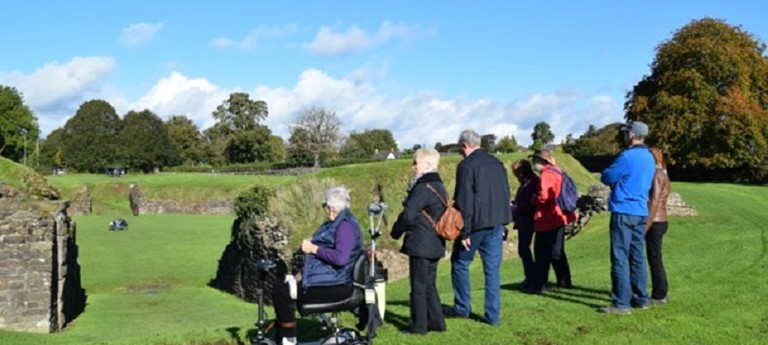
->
<box><xmin>609</xmin><ymin>213</ymin><xmax>649</xmax><ymax>308</ymax></box>
<box><xmin>450</xmin><ymin>225</ymin><xmax>504</xmax><ymax>325</ymax></box>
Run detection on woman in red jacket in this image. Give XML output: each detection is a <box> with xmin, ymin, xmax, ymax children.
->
<box><xmin>525</xmin><ymin>150</ymin><xmax>577</xmax><ymax>294</ymax></box>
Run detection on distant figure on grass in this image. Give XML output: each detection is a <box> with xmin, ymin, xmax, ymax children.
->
<box><xmin>525</xmin><ymin>150</ymin><xmax>576</xmax><ymax>294</ymax></box>
<box><xmin>443</xmin><ymin>129</ymin><xmax>512</xmax><ymax>326</ymax></box>
<box><xmin>599</xmin><ymin>121</ymin><xmax>656</xmax><ymax>315</ymax></box>
<box><xmin>510</xmin><ymin>159</ymin><xmax>538</xmax><ymax>289</ymax></box>
<box><xmin>129</xmin><ymin>184</ymin><xmax>142</xmax><ymax>216</ymax></box>
<box><xmin>645</xmin><ymin>147</ymin><xmax>671</xmax><ymax>305</ymax></box>
<box><xmin>391</xmin><ymin>148</ymin><xmax>447</xmax><ymax>334</ymax></box>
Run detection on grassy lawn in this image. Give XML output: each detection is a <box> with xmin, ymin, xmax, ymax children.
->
<box><xmin>1</xmin><ymin>180</ymin><xmax>766</xmax><ymax>344</ymax></box>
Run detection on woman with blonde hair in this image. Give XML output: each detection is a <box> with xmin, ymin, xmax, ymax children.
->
<box><xmin>392</xmin><ymin>148</ymin><xmax>447</xmax><ymax>334</ymax></box>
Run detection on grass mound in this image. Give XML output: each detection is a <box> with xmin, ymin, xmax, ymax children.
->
<box><xmin>0</xmin><ymin>156</ymin><xmax>59</xmax><ymax>199</ymax></box>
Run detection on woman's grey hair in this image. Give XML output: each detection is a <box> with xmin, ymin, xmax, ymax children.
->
<box><xmin>458</xmin><ymin>129</ymin><xmax>482</xmax><ymax>148</ymax></box>
<box><xmin>324</xmin><ymin>186</ymin><xmax>351</xmax><ymax>212</ymax></box>
<box><xmin>414</xmin><ymin>148</ymin><xmax>440</xmax><ymax>172</ymax></box>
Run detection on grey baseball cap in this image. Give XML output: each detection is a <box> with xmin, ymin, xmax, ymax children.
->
<box><xmin>620</xmin><ymin>121</ymin><xmax>649</xmax><ymax>137</ymax></box>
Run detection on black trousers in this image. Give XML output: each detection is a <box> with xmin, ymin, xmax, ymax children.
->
<box><xmin>645</xmin><ymin>222</ymin><xmax>669</xmax><ymax>299</ymax></box>
<box><xmin>272</xmin><ymin>277</ymin><xmax>353</xmax><ymax>338</ymax></box>
<box><xmin>408</xmin><ymin>256</ymin><xmax>445</xmax><ymax>334</ymax></box>
<box><xmin>532</xmin><ymin>227</ymin><xmax>571</xmax><ymax>290</ymax></box>
<box><xmin>517</xmin><ymin>227</ymin><xmax>535</xmax><ymax>285</ymax></box>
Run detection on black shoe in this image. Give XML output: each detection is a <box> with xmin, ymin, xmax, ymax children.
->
<box><xmin>401</xmin><ymin>327</ymin><xmax>427</xmax><ymax>335</ymax></box>
<box><xmin>442</xmin><ymin>307</ymin><xmax>468</xmax><ymax>318</ymax></box>
<box><xmin>521</xmin><ymin>286</ymin><xmax>547</xmax><ymax>294</ymax></box>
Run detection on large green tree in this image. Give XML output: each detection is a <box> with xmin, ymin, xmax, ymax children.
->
<box><xmin>121</xmin><ymin>110</ymin><xmax>180</xmax><ymax>172</ymax></box>
<box><xmin>224</xmin><ymin>125</ymin><xmax>274</xmax><ymax>164</ymax></box>
<box><xmin>62</xmin><ymin>100</ymin><xmax>122</xmax><ymax>173</ymax></box>
<box><xmin>0</xmin><ymin>85</ymin><xmax>39</xmax><ymax>164</ymax></box>
<box><xmin>341</xmin><ymin>129</ymin><xmax>398</xmax><ymax>159</ymax></box>
<box><xmin>290</xmin><ymin>107</ymin><xmax>343</xmax><ymax>168</ymax></box>
<box><xmin>212</xmin><ymin>92</ymin><xmax>268</xmax><ymax>132</ymax></box>
<box><xmin>165</xmin><ymin>115</ymin><xmax>205</xmax><ymax>165</ymax></box>
<box><xmin>531</xmin><ymin>121</ymin><xmax>554</xmax><ymax>150</ymax></box>
<box><xmin>625</xmin><ymin>17</ymin><xmax>768</xmax><ymax>182</ymax></box>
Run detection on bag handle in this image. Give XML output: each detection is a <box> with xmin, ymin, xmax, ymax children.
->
<box><xmin>420</xmin><ymin>183</ymin><xmax>447</xmax><ymax>226</ymax></box>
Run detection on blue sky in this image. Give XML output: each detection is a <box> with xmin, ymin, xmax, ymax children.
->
<box><xmin>1</xmin><ymin>1</ymin><xmax>767</xmax><ymax>148</ymax></box>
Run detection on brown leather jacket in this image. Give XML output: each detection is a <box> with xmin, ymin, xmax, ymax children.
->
<box><xmin>646</xmin><ymin>168</ymin><xmax>670</xmax><ymax>230</ymax></box>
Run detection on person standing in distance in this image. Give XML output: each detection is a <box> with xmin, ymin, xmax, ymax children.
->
<box><xmin>443</xmin><ymin>129</ymin><xmax>513</xmax><ymax>326</ymax></box>
<box><xmin>599</xmin><ymin>121</ymin><xmax>656</xmax><ymax>315</ymax></box>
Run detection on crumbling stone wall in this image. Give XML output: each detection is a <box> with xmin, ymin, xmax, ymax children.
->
<box><xmin>0</xmin><ymin>190</ymin><xmax>85</xmax><ymax>333</ymax></box>
<box><xmin>213</xmin><ymin>215</ymin><xmax>294</xmax><ymax>304</ymax></box>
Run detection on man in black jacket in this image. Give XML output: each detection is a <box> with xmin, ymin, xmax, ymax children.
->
<box><xmin>444</xmin><ymin>129</ymin><xmax>512</xmax><ymax>326</ymax></box>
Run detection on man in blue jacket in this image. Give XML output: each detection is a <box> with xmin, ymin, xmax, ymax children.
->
<box><xmin>599</xmin><ymin>121</ymin><xmax>656</xmax><ymax>315</ymax></box>
<box><xmin>443</xmin><ymin>129</ymin><xmax>512</xmax><ymax>325</ymax></box>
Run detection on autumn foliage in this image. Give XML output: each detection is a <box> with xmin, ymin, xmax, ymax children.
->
<box><xmin>625</xmin><ymin>18</ymin><xmax>768</xmax><ymax>182</ymax></box>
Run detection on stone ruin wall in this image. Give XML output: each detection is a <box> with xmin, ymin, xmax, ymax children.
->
<box><xmin>0</xmin><ymin>197</ymin><xmax>85</xmax><ymax>333</ymax></box>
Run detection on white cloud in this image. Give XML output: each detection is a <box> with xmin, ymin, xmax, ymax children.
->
<box><xmin>6</xmin><ymin>59</ymin><xmax>622</xmax><ymax>147</ymax></box>
<box><xmin>0</xmin><ymin>56</ymin><xmax>117</xmax><ymax>135</ymax></box>
<box><xmin>119</xmin><ymin>23</ymin><xmax>164</xmax><ymax>47</ymax></box>
<box><xmin>209</xmin><ymin>37</ymin><xmax>234</xmax><ymax>50</ymax></box>
<box><xmin>130</xmin><ymin>72</ymin><xmax>227</xmax><ymax>130</ymax></box>
<box><xmin>210</xmin><ymin>24</ymin><xmax>299</xmax><ymax>50</ymax></box>
<box><xmin>307</xmin><ymin>21</ymin><xmax>433</xmax><ymax>57</ymax></box>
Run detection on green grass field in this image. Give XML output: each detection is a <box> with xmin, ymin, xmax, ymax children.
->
<box><xmin>1</xmin><ymin>182</ymin><xmax>767</xmax><ymax>345</ymax></box>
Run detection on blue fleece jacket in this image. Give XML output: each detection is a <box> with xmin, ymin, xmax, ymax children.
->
<box><xmin>601</xmin><ymin>145</ymin><xmax>655</xmax><ymax>217</ymax></box>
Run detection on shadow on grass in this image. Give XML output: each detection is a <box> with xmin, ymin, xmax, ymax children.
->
<box><xmin>385</xmin><ymin>300</ymin><xmax>489</xmax><ymax>329</ymax></box>
<box><xmin>514</xmin><ymin>284</ymin><xmax>612</xmax><ymax>310</ymax></box>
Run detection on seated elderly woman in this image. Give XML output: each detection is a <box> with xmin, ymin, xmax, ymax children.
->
<box><xmin>271</xmin><ymin>186</ymin><xmax>364</xmax><ymax>345</ymax></box>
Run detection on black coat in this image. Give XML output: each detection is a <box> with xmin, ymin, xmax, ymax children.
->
<box><xmin>455</xmin><ymin>149</ymin><xmax>513</xmax><ymax>239</ymax></box>
<box><xmin>391</xmin><ymin>172</ymin><xmax>447</xmax><ymax>259</ymax></box>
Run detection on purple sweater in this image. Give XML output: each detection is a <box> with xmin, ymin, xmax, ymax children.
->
<box><xmin>315</xmin><ymin>220</ymin><xmax>355</xmax><ymax>267</ymax></box>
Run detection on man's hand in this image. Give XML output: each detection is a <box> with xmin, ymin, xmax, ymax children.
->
<box><xmin>461</xmin><ymin>238</ymin><xmax>471</xmax><ymax>251</ymax></box>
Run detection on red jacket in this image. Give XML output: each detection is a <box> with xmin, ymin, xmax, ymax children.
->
<box><xmin>532</xmin><ymin>165</ymin><xmax>578</xmax><ymax>232</ymax></box>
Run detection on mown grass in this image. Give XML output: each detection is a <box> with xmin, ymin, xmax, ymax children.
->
<box><xmin>1</xmin><ymin>182</ymin><xmax>766</xmax><ymax>345</ymax></box>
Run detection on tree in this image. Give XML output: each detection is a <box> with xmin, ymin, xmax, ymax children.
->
<box><xmin>341</xmin><ymin>129</ymin><xmax>398</xmax><ymax>159</ymax></box>
<box><xmin>481</xmin><ymin>134</ymin><xmax>497</xmax><ymax>152</ymax></box>
<box><xmin>201</xmin><ymin>124</ymin><xmax>229</xmax><ymax>166</ymax></box>
<box><xmin>121</xmin><ymin>110</ymin><xmax>180</xmax><ymax>172</ymax></box>
<box><xmin>165</xmin><ymin>115</ymin><xmax>205</xmax><ymax>165</ymax></box>
<box><xmin>531</xmin><ymin>121</ymin><xmax>555</xmax><ymax>148</ymax></box>
<box><xmin>289</xmin><ymin>107</ymin><xmax>343</xmax><ymax>168</ymax></box>
<box><xmin>212</xmin><ymin>92</ymin><xmax>268</xmax><ymax>132</ymax></box>
<box><xmin>39</xmin><ymin>128</ymin><xmax>66</xmax><ymax>169</ymax></box>
<box><xmin>224</xmin><ymin>125</ymin><xmax>273</xmax><ymax>164</ymax></box>
<box><xmin>625</xmin><ymin>17</ymin><xmax>768</xmax><ymax>182</ymax></box>
<box><xmin>562</xmin><ymin>123</ymin><xmax>623</xmax><ymax>157</ymax></box>
<box><xmin>0</xmin><ymin>85</ymin><xmax>39</xmax><ymax>163</ymax></box>
<box><xmin>62</xmin><ymin>100</ymin><xmax>122</xmax><ymax>173</ymax></box>
<box><xmin>286</xmin><ymin>127</ymin><xmax>314</xmax><ymax>166</ymax></box>
<box><xmin>269</xmin><ymin>135</ymin><xmax>286</xmax><ymax>163</ymax></box>
<box><xmin>496</xmin><ymin>135</ymin><xmax>519</xmax><ymax>153</ymax></box>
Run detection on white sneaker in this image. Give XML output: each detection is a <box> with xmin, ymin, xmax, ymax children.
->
<box><xmin>282</xmin><ymin>336</ymin><xmax>297</xmax><ymax>345</ymax></box>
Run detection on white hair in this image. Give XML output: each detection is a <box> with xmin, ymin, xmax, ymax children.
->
<box><xmin>414</xmin><ymin>148</ymin><xmax>440</xmax><ymax>172</ymax></box>
<box><xmin>458</xmin><ymin>129</ymin><xmax>481</xmax><ymax>148</ymax></box>
<box><xmin>324</xmin><ymin>186</ymin><xmax>351</xmax><ymax>212</ymax></box>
